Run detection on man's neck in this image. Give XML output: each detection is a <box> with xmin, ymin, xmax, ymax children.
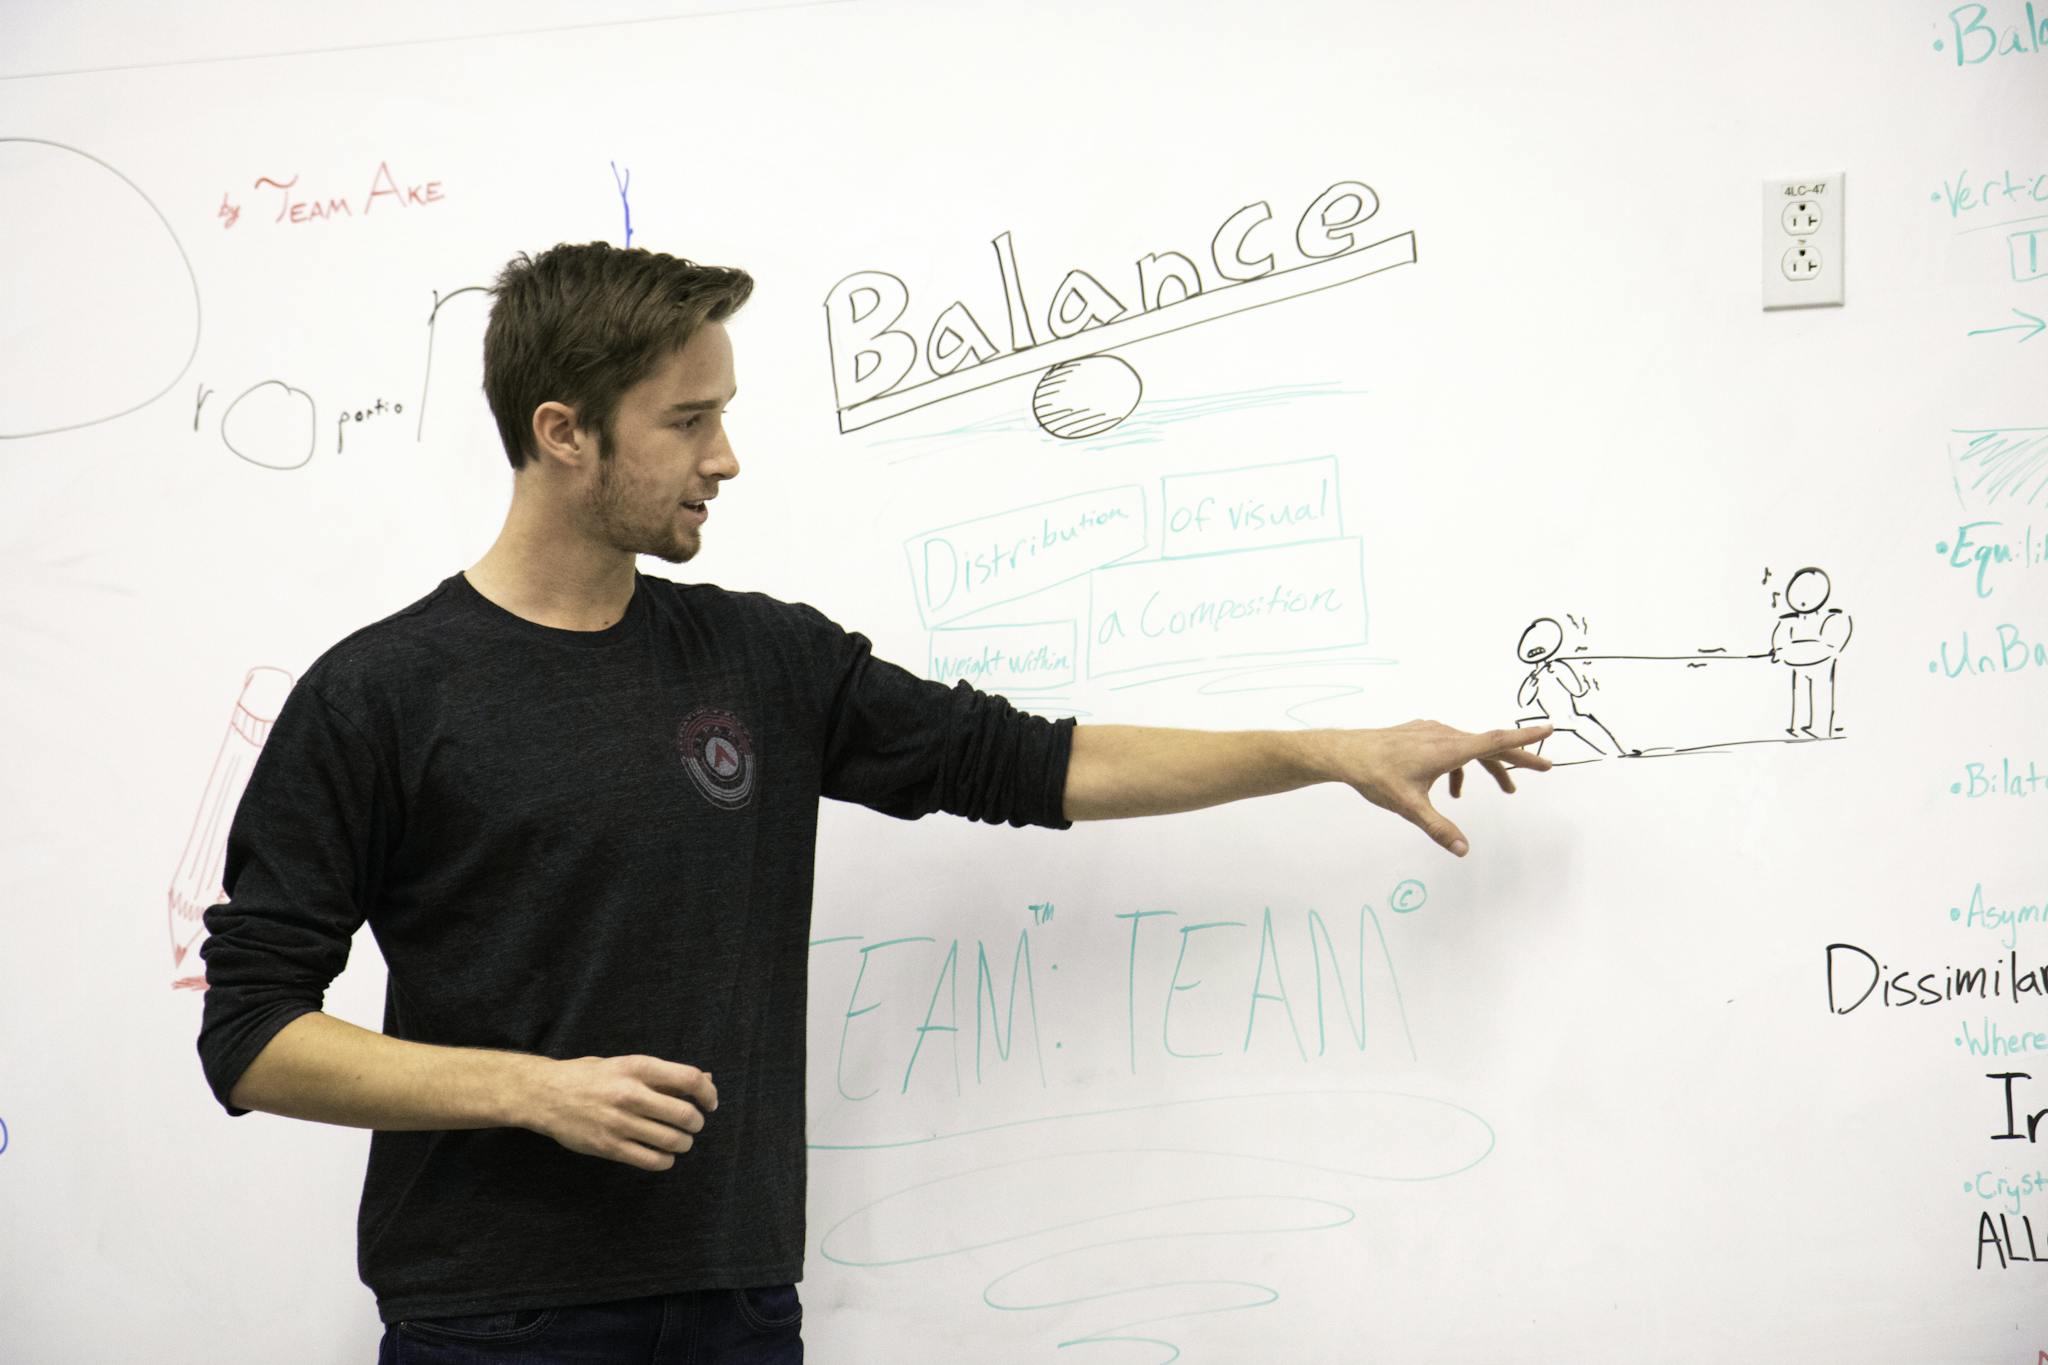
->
<box><xmin>463</xmin><ymin>555</ymin><xmax>636</xmax><ymax>632</ymax></box>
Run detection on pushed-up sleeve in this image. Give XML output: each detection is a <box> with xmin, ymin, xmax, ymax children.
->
<box><xmin>804</xmin><ymin>607</ymin><xmax>1075</xmax><ymax>830</ymax></box>
<box><xmin>196</xmin><ymin>680</ymin><xmax>398</xmax><ymax>1116</ymax></box>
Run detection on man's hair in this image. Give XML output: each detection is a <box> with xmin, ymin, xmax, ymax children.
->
<box><xmin>482</xmin><ymin>242</ymin><xmax>754</xmax><ymax>472</ymax></box>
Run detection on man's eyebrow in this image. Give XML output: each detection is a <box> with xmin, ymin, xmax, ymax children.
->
<box><xmin>661</xmin><ymin>387</ymin><xmax>737</xmax><ymax>415</ymax></box>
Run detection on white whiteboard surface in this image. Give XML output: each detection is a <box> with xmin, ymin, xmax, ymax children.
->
<box><xmin>3</xmin><ymin>1</ymin><xmax>2046</xmax><ymax>1360</ymax></box>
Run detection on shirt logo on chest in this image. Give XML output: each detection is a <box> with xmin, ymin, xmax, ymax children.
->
<box><xmin>676</xmin><ymin>706</ymin><xmax>757</xmax><ymax>810</ymax></box>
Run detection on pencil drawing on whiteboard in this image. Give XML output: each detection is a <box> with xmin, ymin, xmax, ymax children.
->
<box><xmin>168</xmin><ymin>666</ymin><xmax>295</xmax><ymax>991</ymax></box>
<box><xmin>825</xmin><ymin>178</ymin><xmax>1416</xmax><ymax>439</ymax></box>
<box><xmin>1514</xmin><ymin>564</ymin><xmax>1853</xmax><ymax>765</ymax></box>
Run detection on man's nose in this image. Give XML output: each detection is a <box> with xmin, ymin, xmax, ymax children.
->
<box><xmin>708</xmin><ymin>434</ymin><xmax>739</xmax><ymax>482</ymax></box>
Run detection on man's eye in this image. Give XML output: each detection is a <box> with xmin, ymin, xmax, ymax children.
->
<box><xmin>676</xmin><ymin>407</ymin><xmax>729</xmax><ymax>432</ymax></box>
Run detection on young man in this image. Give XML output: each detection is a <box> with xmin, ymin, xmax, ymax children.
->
<box><xmin>196</xmin><ymin>242</ymin><xmax>1551</xmax><ymax>1361</ymax></box>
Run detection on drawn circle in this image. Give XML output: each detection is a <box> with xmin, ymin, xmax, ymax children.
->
<box><xmin>0</xmin><ymin>139</ymin><xmax>202</xmax><ymax>438</ymax></box>
<box><xmin>1518</xmin><ymin>617</ymin><xmax>1563</xmax><ymax>663</ymax></box>
<box><xmin>1389</xmin><ymin>879</ymin><xmax>1428</xmax><ymax>914</ymax></box>
<box><xmin>0</xmin><ymin>1114</ymin><xmax>8</xmax><ymax>1156</ymax></box>
<box><xmin>1031</xmin><ymin>354</ymin><xmax>1141</xmax><ymax>440</ymax></box>
<box><xmin>1785</xmin><ymin>566</ymin><xmax>1830</xmax><ymax>612</ymax></box>
<box><xmin>220</xmin><ymin>381</ymin><xmax>316</xmax><ymax>471</ymax></box>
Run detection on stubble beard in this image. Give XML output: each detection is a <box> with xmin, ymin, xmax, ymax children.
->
<box><xmin>589</xmin><ymin>453</ymin><xmax>699</xmax><ymax>566</ymax></box>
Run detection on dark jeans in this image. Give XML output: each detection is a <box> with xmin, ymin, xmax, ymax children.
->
<box><xmin>378</xmin><ymin>1284</ymin><xmax>801</xmax><ymax>1364</ymax></box>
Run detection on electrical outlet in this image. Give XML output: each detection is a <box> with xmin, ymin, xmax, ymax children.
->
<box><xmin>1762</xmin><ymin>173</ymin><xmax>1844</xmax><ymax>309</ymax></box>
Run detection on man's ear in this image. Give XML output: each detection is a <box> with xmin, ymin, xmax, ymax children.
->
<box><xmin>531</xmin><ymin>400</ymin><xmax>586</xmax><ymax>465</ymax></box>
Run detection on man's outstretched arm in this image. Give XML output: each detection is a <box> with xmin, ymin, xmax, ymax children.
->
<box><xmin>1062</xmin><ymin>720</ymin><xmax>1555</xmax><ymax>856</ymax></box>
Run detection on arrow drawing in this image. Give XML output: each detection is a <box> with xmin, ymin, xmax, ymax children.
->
<box><xmin>1967</xmin><ymin>308</ymin><xmax>2045</xmax><ymax>342</ymax></box>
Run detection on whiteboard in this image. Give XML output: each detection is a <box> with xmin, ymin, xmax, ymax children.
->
<box><xmin>3</xmin><ymin>1</ymin><xmax>2046</xmax><ymax>1360</ymax></box>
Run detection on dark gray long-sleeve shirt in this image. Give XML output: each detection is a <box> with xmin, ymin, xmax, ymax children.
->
<box><xmin>196</xmin><ymin>569</ymin><xmax>1074</xmax><ymax>1324</ymax></box>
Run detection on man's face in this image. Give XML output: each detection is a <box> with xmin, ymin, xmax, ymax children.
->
<box><xmin>583</xmin><ymin>321</ymin><xmax>739</xmax><ymax>565</ymax></box>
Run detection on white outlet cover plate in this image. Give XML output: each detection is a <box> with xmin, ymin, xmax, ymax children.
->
<box><xmin>1763</xmin><ymin>173</ymin><xmax>1844</xmax><ymax>309</ymax></box>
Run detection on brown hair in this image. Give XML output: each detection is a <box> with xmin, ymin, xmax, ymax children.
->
<box><xmin>483</xmin><ymin>242</ymin><xmax>754</xmax><ymax>472</ymax></box>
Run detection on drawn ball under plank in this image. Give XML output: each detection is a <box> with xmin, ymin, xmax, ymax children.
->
<box><xmin>1031</xmin><ymin>354</ymin><xmax>1142</xmax><ymax>440</ymax></box>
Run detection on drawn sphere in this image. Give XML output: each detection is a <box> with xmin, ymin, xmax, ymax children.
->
<box><xmin>1031</xmin><ymin>354</ymin><xmax>1141</xmax><ymax>440</ymax></box>
<box><xmin>219</xmin><ymin>380</ymin><xmax>317</xmax><ymax>471</ymax></box>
